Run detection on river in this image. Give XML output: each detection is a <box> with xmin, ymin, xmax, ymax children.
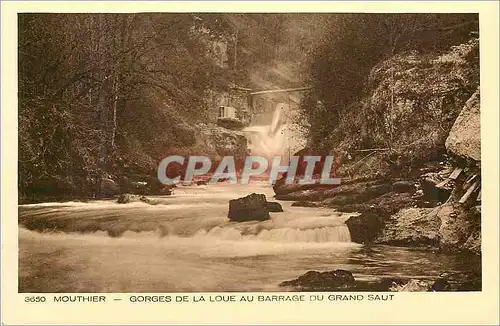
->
<box><xmin>18</xmin><ymin>182</ymin><xmax>480</xmax><ymax>293</ymax></box>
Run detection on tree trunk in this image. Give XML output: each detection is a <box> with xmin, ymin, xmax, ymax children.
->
<box><xmin>111</xmin><ymin>73</ymin><xmax>118</xmax><ymax>150</ymax></box>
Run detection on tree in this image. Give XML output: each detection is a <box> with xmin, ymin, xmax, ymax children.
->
<box><xmin>18</xmin><ymin>13</ymin><xmax>232</xmax><ymax>199</ymax></box>
<box><xmin>301</xmin><ymin>13</ymin><xmax>479</xmax><ymax>144</ymax></box>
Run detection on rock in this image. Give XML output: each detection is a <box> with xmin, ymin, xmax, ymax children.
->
<box><xmin>368</xmin><ymin>192</ymin><xmax>416</xmax><ymax>215</ymax></box>
<box><xmin>280</xmin><ymin>269</ymin><xmax>355</xmax><ymax>291</ymax></box>
<box><xmin>456</xmin><ymin>272</ymin><xmax>482</xmax><ymax>291</ymax></box>
<box><xmin>266</xmin><ymin>201</ymin><xmax>283</xmax><ymax>212</ymax></box>
<box><xmin>437</xmin><ymin>202</ymin><xmax>481</xmax><ymax>253</ymax></box>
<box><xmin>291</xmin><ymin>201</ymin><xmax>319</xmax><ymax>207</ymax></box>
<box><xmin>228</xmin><ymin>193</ymin><xmax>270</xmax><ymax>222</ymax></box>
<box><xmin>99</xmin><ymin>178</ymin><xmax>119</xmax><ymax>198</ymax></box>
<box><xmin>437</xmin><ymin>203</ymin><xmax>465</xmax><ymax>249</ymax></box>
<box><xmin>279</xmin><ymin>180</ymin><xmax>392</xmax><ymax>206</ymax></box>
<box><xmin>194</xmin><ymin>123</ymin><xmax>248</xmax><ymax>162</ymax></box>
<box><xmin>146</xmin><ymin>176</ymin><xmax>167</xmax><ymax>195</ymax></box>
<box><xmin>374</xmin><ymin>207</ymin><xmax>441</xmax><ymax>247</ymax></box>
<box><xmin>413</xmin><ymin>189</ymin><xmax>424</xmax><ymax>198</ymax></box>
<box><xmin>389</xmin><ymin>279</ymin><xmax>431</xmax><ymax>292</ymax></box>
<box><xmin>117</xmin><ymin>194</ymin><xmax>158</xmax><ymax>205</ymax></box>
<box><xmin>139</xmin><ymin>196</ymin><xmax>158</xmax><ymax>205</ymax></box>
<box><xmin>462</xmin><ymin>230</ymin><xmax>481</xmax><ymax>255</ymax></box>
<box><xmin>322</xmin><ymin>183</ymin><xmax>392</xmax><ymax>206</ymax></box>
<box><xmin>275</xmin><ymin>189</ymin><xmax>327</xmax><ymax>201</ymax></box>
<box><xmin>273</xmin><ymin>182</ymin><xmax>326</xmax><ymax>196</ymax></box>
<box><xmin>345</xmin><ymin>212</ymin><xmax>386</xmax><ymax>244</ymax></box>
<box><xmin>340</xmin><ymin>190</ymin><xmax>417</xmax><ymax>244</ymax></box>
<box><xmin>338</xmin><ymin>192</ymin><xmax>416</xmax><ymax>226</ymax></box>
<box><xmin>420</xmin><ymin>172</ymin><xmax>452</xmax><ymax>202</ymax></box>
<box><xmin>431</xmin><ymin>273</ymin><xmax>452</xmax><ymax>291</ymax></box>
<box><xmin>216</xmin><ymin>117</ymin><xmax>245</xmax><ymax>130</ymax></box>
<box><xmin>445</xmin><ymin>89</ymin><xmax>481</xmax><ymax>162</ymax></box>
<box><xmin>431</xmin><ymin>280</ymin><xmax>451</xmax><ymax>291</ymax></box>
<box><xmin>374</xmin><ymin>278</ymin><xmax>407</xmax><ymax>291</ymax></box>
<box><xmin>392</xmin><ymin>180</ymin><xmax>415</xmax><ymax>193</ymax></box>
<box><xmin>315</xmin><ymin>38</ymin><xmax>478</xmax><ymax>179</ymax></box>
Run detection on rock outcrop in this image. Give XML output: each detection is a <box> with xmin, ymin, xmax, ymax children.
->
<box><xmin>389</xmin><ymin>279</ymin><xmax>433</xmax><ymax>292</ymax></box>
<box><xmin>279</xmin><ymin>270</ymin><xmax>475</xmax><ymax>292</ymax></box>
<box><xmin>193</xmin><ymin>123</ymin><xmax>248</xmax><ymax>162</ymax></box>
<box><xmin>445</xmin><ymin>89</ymin><xmax>480</xmax><ymax>162</ymax></box>
<box><xmin>437</xmin><ymin>201</ymin><xmax>481</xmax><ymax>254</ymax></box>
<box><xmin>321</xmin><ymin>37</ymin><xmax>480</xmax><ymax>180</ymax></box>
<box><xmin>280</xmin><ymin>270</ymin><xmax>355</xmax><ymax>291</ymax></box>
<box><xmin>374</xmin><ymin>207</ymin><xmax>441</xmax><ymax>247</ymax></box>
<box><xmin>228</xmin><ymin>193</ymin><xmax>270</xmax><ymax>222</ymax></box>
<box><xmin>271</xmin><ymin>38</ymin><xmax>481</xmax><ymax>255</ymax></box>
<box><xmin>216</xmin><ymin>117</ymin><xmax>246</xmax><ymax>130</ymax></box>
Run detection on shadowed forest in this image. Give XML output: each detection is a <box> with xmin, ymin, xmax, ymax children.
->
<box><xmin>19</xmin><ymin>13</ymin><xmax>478</xmax><ymax>201</ymax></box>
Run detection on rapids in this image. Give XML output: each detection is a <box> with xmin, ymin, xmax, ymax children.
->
<box><xmin>19</xmin><ymin>182</ymin><xmax>480</xmax><ymax>293</ymax></box>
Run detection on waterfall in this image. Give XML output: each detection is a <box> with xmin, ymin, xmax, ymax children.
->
<box><xmin>196</xmin><ymin>225</ymin><xmax>352</xmax><ymax>243</ymax></box>
<box><xmin>243</xmin><ymin>103</ymin><xmax>288</xmax><ymax>160</ymax></box>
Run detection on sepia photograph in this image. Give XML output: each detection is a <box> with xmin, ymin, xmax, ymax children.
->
<box><xmin>16</xmin><ymin>12</ymin><xmax>483</xmax><ymax>294</ymax></box>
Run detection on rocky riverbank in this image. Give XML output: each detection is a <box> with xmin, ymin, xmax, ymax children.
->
<box><xmin>279</xmin><ymin>269</ymin><xmax>480</xmax><ymax>292</ymax></box>
<box><xmin>275</xmin><ymin>92</ymin><xmax>481</xmax><ymax>255</ymax></box>
<box><xmin>19</xmin><ymin>122</ymin><xmax>247</xmax><ymax>204</ymax></box>
<box><xmin>274</xmin><ymin>38</ymin><xmax>481</xmax><ymax>256</ymax></box>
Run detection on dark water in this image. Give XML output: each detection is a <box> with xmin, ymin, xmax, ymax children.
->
<box><xmin>18</xmin><ymin>183</ymin><xmax>480</xmax><ymax>293</ymax></box>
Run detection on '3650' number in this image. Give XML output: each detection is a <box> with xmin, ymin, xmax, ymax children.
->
<box><xmin>24</xmin><ymin>296</ymin><xmax>46</xmax><ymax>303</ymax></box>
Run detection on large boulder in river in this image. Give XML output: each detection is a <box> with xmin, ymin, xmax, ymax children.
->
<box><xmin>374</xmin><ymin>207</ymin><xmax>441</xmax><ymax>247</ymax></box>
<box><xmin>266</xmin><ymin>201</ymin><xmax>283</xmax><ymax>212</ymax></box>
<box><xmin>280</xmin><ymin>270</ymin><xmax>355</xmax><ymax>291</ymax></box>
<box><xmin>345</xmin><ymin>212</ymin><xmax>386</xmax><ymax>244</ymax></box>
<box><xmin>228</xmin><ymin>193</ymin><xmax>270</xmax><ymax>222</ymax></box>
<box><xmin>445</xmin><ymin>89</ymin><xmax>480</xmax><ymax>162</ymax></box>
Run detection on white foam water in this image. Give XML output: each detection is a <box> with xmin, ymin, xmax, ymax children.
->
<box><xmin>19</xmin><ymin>182</ymin><xmax>481</xmax><ymax>293</ymax></box>
<box><xmin>243</xmin><ymin>103</ymin><xmax>288</xmax><ymax>159</ymax></box>
<box><xmin>196</xmin><ymin>225</ymin><xmax>351</xmax><ymax>243</ymax></box>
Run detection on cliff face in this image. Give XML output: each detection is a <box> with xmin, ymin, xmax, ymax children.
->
<box><xmin>328</xmin><ymin>38</ymin><xmax>479</xmax><ymax>178</ymax></box>
<box><xmin>445</xmin><ymin>89</ymin><xmax>481</xmax><ymax>162</ymax></box>
<box><xmin>192</xmin><ymin>123</ymin><xmax>248</xmax><ymax>162</ymax></box>
<box><xmin>276</xmin><ymin>37</ymin><xmax>481</xmax><ymax>255</ymax></box>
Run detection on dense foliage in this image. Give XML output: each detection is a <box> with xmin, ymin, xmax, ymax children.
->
<box><xmin>302</xmin><ymin>14</ymin><xmax>479</xmax><ymax>144</ymax></box>
<box><xmin>19</xmin><ymin>14</ymin><xmax>227</xmax><ymax>198</ymax></box>
<box><xmin>18</xmin><ymin>13</ymin><xmax>317</xmax><ymax>199</ymax></box>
